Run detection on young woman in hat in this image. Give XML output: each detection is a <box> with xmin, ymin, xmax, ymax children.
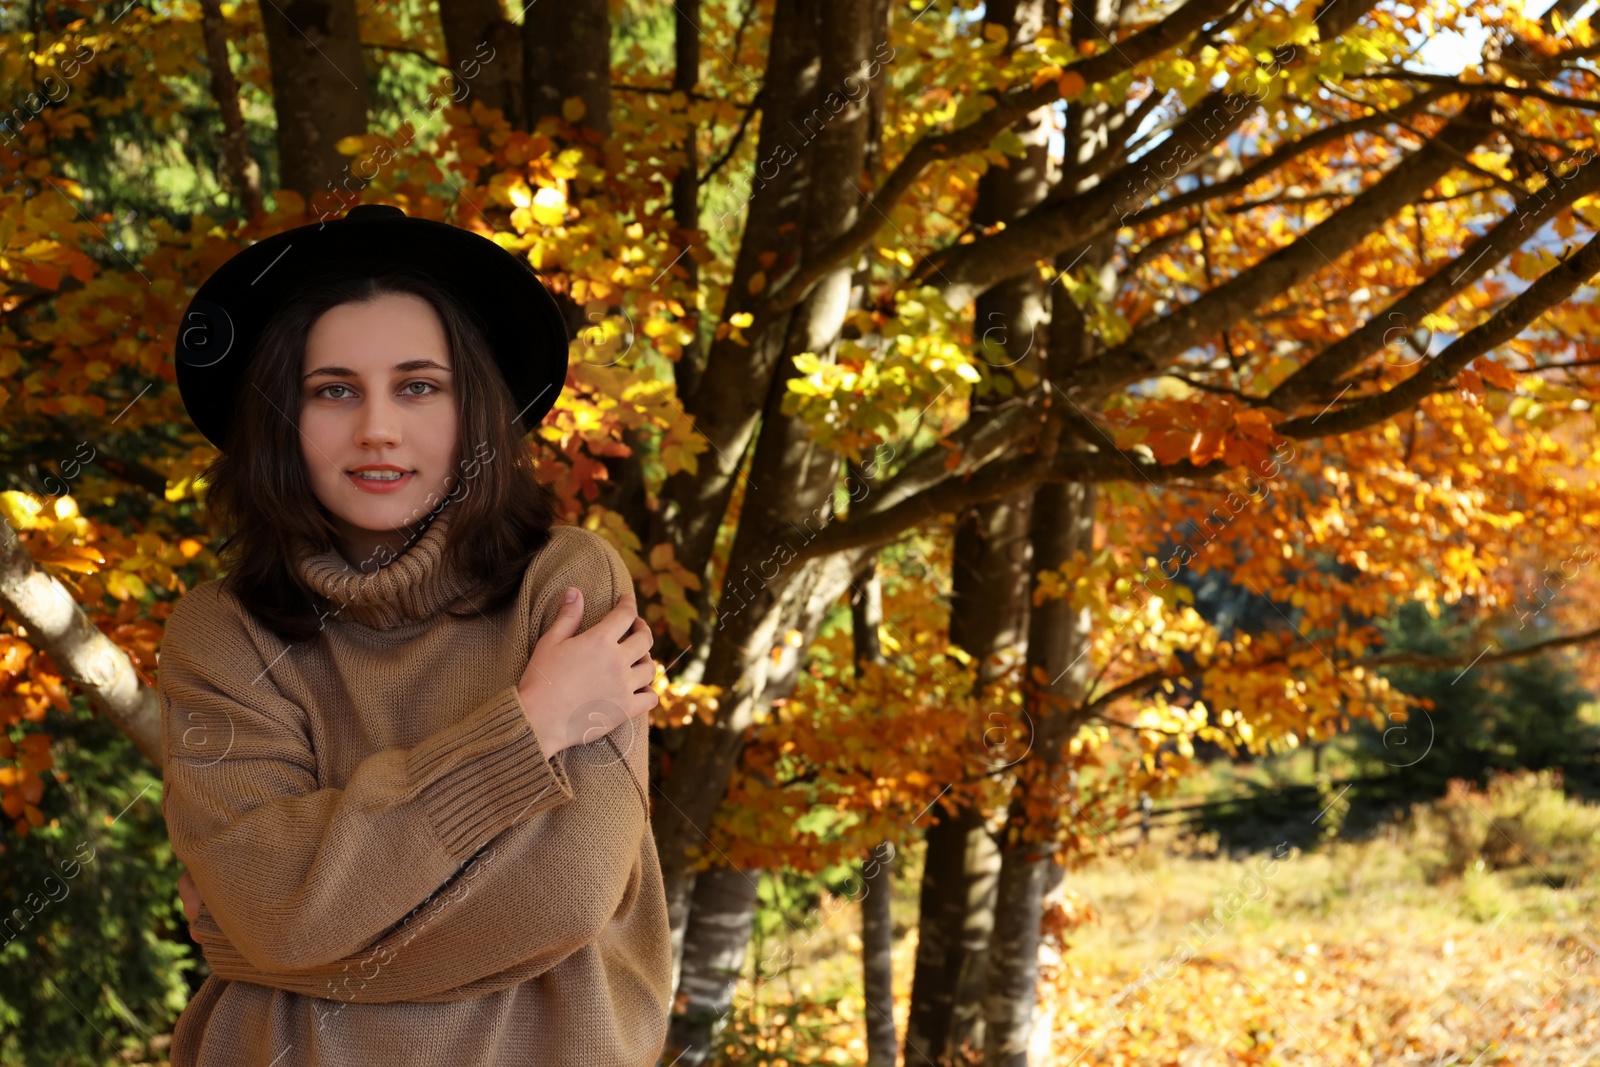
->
<box><xmin>159</xmin><ymin>204</ymin><xmax>673</xmax><ymax>1065</ymax></box>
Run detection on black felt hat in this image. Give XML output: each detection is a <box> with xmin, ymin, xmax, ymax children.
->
<box><xmin>172</xmin><ymin>202</ymin><xmax>570</xmax><ymax>450</ymax></box>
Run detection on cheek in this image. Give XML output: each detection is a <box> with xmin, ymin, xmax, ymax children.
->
<box><xmin>297</xmin><ymin>410</ymin><xmax>343</xmax><ymax>487</ymax></box>
<box><xmin>417</xmin><ymin>414</ymin><xmax>460</xmax><ymax>487</ymax></box>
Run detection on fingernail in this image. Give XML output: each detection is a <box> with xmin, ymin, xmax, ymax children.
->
<box><xmin>564</xmin><ymin>587</ymin><xmax>579</xmax><ymax>603</ymax></box>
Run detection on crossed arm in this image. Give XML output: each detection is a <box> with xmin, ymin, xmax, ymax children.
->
<box><xmin>160</xmin><ymin>552</ymin><xmax>654</xmax><ymax>1003</ymax></box>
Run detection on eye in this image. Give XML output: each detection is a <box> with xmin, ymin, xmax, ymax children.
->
<box><xmin>318</xmin><ymin>384</ymin><xmax>354</xmax><ymax>400</ymax></box>
<box><xmin>403</xmin><ymin>380</ymin><xmax>440</xmax><ymax>396</ymax></box>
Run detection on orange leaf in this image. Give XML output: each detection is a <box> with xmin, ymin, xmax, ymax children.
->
<box><xmin>21</xmin><ymin>261</ymin><xmax>62</xmax><ymax>290</ymax></box>
<box><xmin>1147</xmin><ymin>430</ymin><xmax>1194</xmax><ymax>465</ymax></box>
<box><xmin>1233</xmin><ymin>408</ymin><xmax>1277</xmax><ymax>442</ymax></box>
<box><xmin>1057</xmin><ymin>70</ymin><xmax>1087</xmax><ymax>98</ymax></box>
<box><xmin>1189</xmin><ymin>427</ymin><xmax>1225</xmax><ymax>466</ymax></box>
<box><xmin>1475</xmin><ymin>357</ymin><xmax>1519</xmax><ymax>390</ymax></box>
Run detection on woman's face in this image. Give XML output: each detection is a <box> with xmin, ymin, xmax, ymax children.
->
<box><xmin>298</xmin><ymin>291</ymin><xmax>460</xmax><ymax>567</ymax></box>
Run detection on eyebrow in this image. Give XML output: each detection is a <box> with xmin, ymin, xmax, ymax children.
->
<box><xmin>302</xmin><ymin>358</ymin><xmax>452</xmax><ymax>381</ymax></box>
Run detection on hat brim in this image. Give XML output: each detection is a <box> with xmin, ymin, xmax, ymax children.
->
<box><xmin>173</xmin><ymin>211</ymin><xmax>570</xmax><ymax>450</ymax></box>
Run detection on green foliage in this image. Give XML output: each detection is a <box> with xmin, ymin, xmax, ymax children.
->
<box><xmin>0</xmin><ymin>699</ymin><xmax>194</xmax><ymax>1067</ymax></box>
<box><xmin>1350</xmin><ymin>601</ymin><xmax>1600</xmax><ymax>794</ymax></box>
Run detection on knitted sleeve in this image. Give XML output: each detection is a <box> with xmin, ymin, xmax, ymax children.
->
<box><xmin>180</xmin><ymin>529</ymin><xmax>657</xmax><ymax>1001</ymax></box>
<box><xmin>159</xmin><ymin>588</ymin><xmax>577</xmax><ymax>975</ymax></box>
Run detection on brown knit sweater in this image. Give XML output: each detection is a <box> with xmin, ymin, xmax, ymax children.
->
<box><xmin>157</xmin><ymin>502</ymin><xmax>672</xmax><ymax>1066</ymax></box>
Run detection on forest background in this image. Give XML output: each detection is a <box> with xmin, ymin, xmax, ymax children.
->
<box><xmin>3</xmin><ymin>0</ymin><xmax>1600</xmax><ymax>1063</ymax></box>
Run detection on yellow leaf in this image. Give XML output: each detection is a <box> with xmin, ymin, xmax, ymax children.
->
<box><xmin>747</xmin><ymin>270</ymin><xmax>767</xmax><ymax>295</ymax></box>
<box><xmin>561</xmin><ymin>97</ymin><xmax>586</xmax><ymax>122</ymax></box>
<box><xmin>531</xmin><ymin>186</ymin><xmax>566</xmax><ymax>226</ymax></box>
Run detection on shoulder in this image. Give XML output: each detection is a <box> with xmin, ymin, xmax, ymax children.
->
<box><xmin>526</xmin><ymin>524</ymin><xmax>631</xmax><ymax>591</ymax></box>
<box><xmin>160</xmin><ymin>578</ymin><xmax>246</xmax><ymax>659</ymax></box>
<box><xmin>158</xmin><ymin>578</ymin><xmax>290</xmax><ymax>685</ymax></box>
<box><xmin>519</xmin><ymin>524</ymin><xmax>635</xmax><ymax>638</ymax></box>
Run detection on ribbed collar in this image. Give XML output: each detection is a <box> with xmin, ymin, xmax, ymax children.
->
<box><xmin>296</xmin><ymin>503</ymin><xmax>472</xmax><ymax>629</ymax></box>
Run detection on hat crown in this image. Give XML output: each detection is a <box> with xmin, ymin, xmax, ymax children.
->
<box><xmin>346</xmin><ymin>203</ymin><xmax>406</xmax><ymax>222</ymax></box>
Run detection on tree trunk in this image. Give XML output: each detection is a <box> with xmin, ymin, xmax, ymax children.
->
<box><xmin>669</xmin><ymin>0</ymin><xmax>706</xmax><ymax>404</ymax></box>
<box><xmin>906</xmin><ymin>801</ymin><xmax>1005</xmax><ymax>1066</ymax></box>
<box><xmin>854</xmin><ymin>541</ymin><xmax>900</xmax><ymax>1066</ymax></box>
<box><xmin>852</xmin><ymin>40</ymin><xmax>899</xmax><ymax>1062</ymax></box>
<box><xmin>980</xmin><ymin>478</ymin><xmax>1096</xmax><ymax>1065</ymax></box>
<box><xmin>0</xmin><ymin>524</ymin><xmax>161</xmax><ymax>767</ymax></box>
<box><xmin>652</xmin><ymin>0</ymin><xmax>881</xmax><ymax>981</ymax></box>
<box><xmin>258</xmin><ymin>0</ymin><xmax>371</xmax><ymax>204</ymax></box>
<box><xmin>661</xmin><ymin>862</ymin><xmax>766</xmax><ymax>1066</ymax></box>
<box><xmin>658</xmin><ymin>0</ymin><xmax>825</xmax><ymax>683</ymax></box>
<box><xmin>437</xmin><ymin>0</ymin><xmax>522</xmax><ymax>128</ymax></box>
<box><xmin>522</xmin><ymin>0</ymin><xmax>611</xmax><ymax>137</ymax></box>
<box><xmin>904</xmin><ymin>2</ymin><xmax>1056</xmax><ymax>1061</ymax></box>
<box><xmin>198</xmin><ymin>0</ymin><xmax>262</xmax><ymax>220</ymax></box>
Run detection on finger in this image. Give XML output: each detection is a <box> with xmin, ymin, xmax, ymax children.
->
<box><xmin>629</xmin><ymin>661</ymin><xmax>657</xmax><ymax>690</ymax></box>
<box><xmin>541</xmin><ymin>587</ymin><xmax>585</xmax><ymax>644</ymax></box>
<box><xmin>619</xmin><ymin>623</ymin><xmax>654</xmax><ymax>661</ymax></box>
<box><xmin>593</xmin><ymin>592</ymin><xmax>642</xmax><ymax>641</ymax></box>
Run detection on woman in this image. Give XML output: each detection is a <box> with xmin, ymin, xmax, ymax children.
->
<box><xmin>160</xmin><ymin>204</ymin><xmax>673</xmax><ymax>1065</ymax></box>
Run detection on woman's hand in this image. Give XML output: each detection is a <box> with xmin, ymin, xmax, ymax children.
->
<box><xmin>517</xmin><ymin>588</ymin><xmax>659</xmax><ymax>758</ymax></box>
<box><xmin>177</xmin><ymin>868</ymin><xmax>205</xmax><ymax>944</ymax></box>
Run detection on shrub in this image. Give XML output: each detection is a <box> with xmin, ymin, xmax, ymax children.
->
<box><xmin>0</xmin><ymin>699</ymin><xmax>194</xmax><ymax>1067</ymax></box>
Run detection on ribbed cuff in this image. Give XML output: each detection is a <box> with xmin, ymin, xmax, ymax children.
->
<box><xmin>404</xmin><ymin>685</ymin><xmax>575</xmax><ymax>862</ymax></box>
<box><xmin>192</xmin><ymin>902</ymin><xmax>254</xmax><ymax>978</ymax></box>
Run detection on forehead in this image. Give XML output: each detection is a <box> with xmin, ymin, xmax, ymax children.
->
<box><xmin>303</xmin><ymin>292</ymin><xmax>451</xmax><ymax>367</ymax></box>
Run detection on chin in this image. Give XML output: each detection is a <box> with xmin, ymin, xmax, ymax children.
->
<box><xmin>322</xmin><ymin>485</ymin><xmax>448</xmax><ymax>534</ymax></box>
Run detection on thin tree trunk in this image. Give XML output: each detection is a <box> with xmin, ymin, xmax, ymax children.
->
<box><xmin>670</xmin><ymin>0</ymin><xmax>706</xmax><ymax>404</ymax></box>
<box><xmin>522</xmin><ymin>0</ymin><xmax>611</xmax><ymax>137</ymax></box>
<box><xmin>968</xmin><ymin>17</ymin><xmax>1126</xmax><ymax>1045</ymax></box>
<box><xmin>658</xmin><ymin>0</ymin><xmax>825</xmax><ymax>684</ymax></box>
<box><xmin>257</xmin><ymin>0</ymin><xmax>371</xmax><ymax>203</ymax></box>
<box><xmin>861</xmin><ymin>835</ymin><xmax>899</xmax><ymax>1066</ymax></box>
<box><xmin>437</xmin><ymin>0</ymin><xmax>522</xmax><ymax>127</ymax></box>
<box><xmin>661</xmin><ymin>863</ymin><xmax>766</xmax><ymax>1066</ymax></box>
<box><xmin>198</xmin><ymin>0</ymin><xmax>261</xmax><ymax>220</ymax></box>
<box><xmin>904</xmin><ymin>2</ymin><xmax>1056</xmax><ymax>1060</ymax></box>
<box><xmin>853</xmin><ymin>509</ymin><xmax>900</xmax><ymax>1066</ymax></box>
<box><xmin>0</xmin><ymin>523</ymin><xmax>161</xmax><ymax>766</ymax></box>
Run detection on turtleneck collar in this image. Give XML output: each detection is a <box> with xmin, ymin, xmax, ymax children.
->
<box><xmin>296</xmin><ymin>503</ymin><xmax>473</xmax><ymax>629</ymax></box>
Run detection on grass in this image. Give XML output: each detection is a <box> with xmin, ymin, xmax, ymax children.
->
<box><xmin>713</xmin><ymin>765</ymin><xmax>1600</xmax><ymax>1066</ymax></box>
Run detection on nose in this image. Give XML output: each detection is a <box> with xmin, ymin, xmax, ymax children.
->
<box><xmin>354</xmin><ymin>393</ymin><xmax>401</xmax><ymax>450</ymax></box>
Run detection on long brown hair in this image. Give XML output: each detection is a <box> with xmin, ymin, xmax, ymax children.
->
<box><xmin>198</xmin><ymin>269</ymin><xmax>559</xmax><ymax>643</ymax></box>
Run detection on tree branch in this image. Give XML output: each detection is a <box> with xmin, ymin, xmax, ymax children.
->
<box><xmin>758</xmin><ymin>0</ymin><xmax>1241</xmax><ymax>319</ymax></box>
<box><xmin>1275</xmin><ymin>228</ymin><xmax>1600</xmax><ymax>438</ymax></box>
<box><xmin>0</xmin><ymin>522</ymin><xmax>162</xmax><ymax>767</ymax></box>
<box><xmin>1062</xmin><ymin>100</ymin><xmax>1496</xmax><ymax>404</ymax></box>
<box><xmin>1267</xmin><ymin>149</ymin><xmax>1600</xmax><ymax>411</ymax></box>
<box><xmin>1117</xmin><ymin>88</ymin><xmax>1444</xmax><ymax>231</ymax></box>
<box><xmin>1347</xmin><ymin>71</ymin><xmax>1600</xmax><ymax>115</ymax></box>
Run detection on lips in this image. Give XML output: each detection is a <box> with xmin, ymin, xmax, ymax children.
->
<box><xmin>346</xmin><ymin>466</ymin><xmax>415</xmax><ymax>494</ymax></box>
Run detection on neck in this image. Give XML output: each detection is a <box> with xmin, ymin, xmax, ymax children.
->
<box><xmin>331</xmin><ymin>516</ymin><xmax>432</xmax><ymax>573</ymax></box>
<box><xmin>297</xmin><ymin>502</ymin><xmax>470</xmax><ymax>629</ymax></box>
